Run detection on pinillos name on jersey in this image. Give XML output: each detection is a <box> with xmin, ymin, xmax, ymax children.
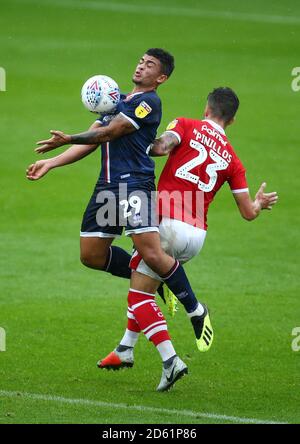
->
<box><xmin>192</xmin><ymin>125</ymin><xmax>232</xmax><ymax>163</ymax></box>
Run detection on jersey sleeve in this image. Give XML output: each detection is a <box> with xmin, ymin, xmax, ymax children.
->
<box><xmin>228</xmin><ymin>156</ymin><xmax>249</xmax><ymax>194</ymax></box>
<box><xmin>95</xmin><ymin>114</ymin><xmax>112</xmax><ymax>126</ymax></box>
<box><xmin>119</xmin><ymin>94</ymin><xmax>161</xmax><ymax>130</ymax></box>
<box><xmin>164</xmin><ymin>117</ymin><xmax>185</xmax><ymax>144</ymax></box>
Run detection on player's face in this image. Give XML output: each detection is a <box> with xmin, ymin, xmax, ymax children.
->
<box><xmin>133</xmin><ymin>54</ymin><xmax>167</xmax><ymax>88</ymax></box>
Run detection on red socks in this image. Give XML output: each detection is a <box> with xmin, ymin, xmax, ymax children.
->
<box><xmin>127</xmin><ymin>289</ymin><xmax>170</xmax><ymax>346</ymax></box>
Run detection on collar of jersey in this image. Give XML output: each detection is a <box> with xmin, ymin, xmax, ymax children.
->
<box><xmin>203</xmin><ymin>119</ymin><xmax>226</xmax><ymax>136</ymax></box>
<box><xmin>125</xmin><ymin>91</ymin><xmax>144</xmax><ymax>101</ymax></box>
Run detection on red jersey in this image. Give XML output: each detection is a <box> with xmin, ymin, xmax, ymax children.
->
<box><xmin>157</xmin><ymin>118</ymin><xmax>248</xmax><ymax>230</ymax></box>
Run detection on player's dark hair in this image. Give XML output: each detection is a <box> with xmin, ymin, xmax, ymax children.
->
<box><xmin>146</xmin><ymin>48</ymin><xmax>175</xmax><ymax>77</ymax></box>
<box><xmin>207</xmin><ymin>87</ymin><xmax>239</xmax><ymax>124</ymax></box>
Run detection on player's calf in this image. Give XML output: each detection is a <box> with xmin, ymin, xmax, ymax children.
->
<box><xmin>80</xmin><ymin>237</ymin><xmax>131</xmax><ymax>278</ymax></box>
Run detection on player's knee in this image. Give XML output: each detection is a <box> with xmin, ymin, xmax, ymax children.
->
<box><xmin>80</xmin><ymin>251</ymin><xmax>106</xmax><ymax>270</ymax></box>
<box><xmin>80</xmin><ymin>251</ymin><xmax>93</xmax><ymax>268</ymax></box>
<box><xmin>141</xmin><ymin>248</ymin><xmax>162</xmax><ymax>269</ymax></box>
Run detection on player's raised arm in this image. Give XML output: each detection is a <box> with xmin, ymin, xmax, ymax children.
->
<box><xmin>27</xmin><ymin>122</ymin><xmax>101</xmax><ymax>180</ymax></box>
<box><xmin>233</xmin><ymin>182</ymin><xmax>278</xmax><ymax>221</ymax></box>
<box><xmin>150</xmin><ymin>132</ymin><xmax>180</xmax><ymax>157</ymax></box>
<box><xmin>35</xmin><ymin>114</ymin><xmax>136</xmax><ymax>154</ymax></box>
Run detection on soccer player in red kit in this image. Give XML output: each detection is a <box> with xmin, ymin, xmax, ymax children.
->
<box><xmin>98</xmin><ymin>87</ymin><xmax>278</xmax><ymax>391</ymax></box>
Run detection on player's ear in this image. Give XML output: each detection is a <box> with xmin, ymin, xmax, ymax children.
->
<box><xmin>204</xmin><ymin>104</ymin><xmax>209</xmax><ymax>117</ymax></box>
<box><xmin>157</xmin><ymin>74</ymin><xmax>168</xmax><ymax>85</ymax></box>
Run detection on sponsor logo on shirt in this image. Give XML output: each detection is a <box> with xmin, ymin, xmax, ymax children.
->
<box><xmin>166</xmin><ymin>119</ymin><xmax>178</xmax><ymax>130</ymax></box>
<box><xmin>135</xmin><ymin>101</ymin><xmax>152</xmax><ymax>119</ymax></box>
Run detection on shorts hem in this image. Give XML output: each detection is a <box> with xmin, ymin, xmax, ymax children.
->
<box><xmin>80</xmin><ymin>231</ymin><xmax>122</xmax><ymax>238</ymax></box>
<box><xmin>125</xmin><ymin>227</ymin><xmax>159</xmax><ymax>236</ymax></box>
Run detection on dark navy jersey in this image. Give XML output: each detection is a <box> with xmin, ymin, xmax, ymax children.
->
<box><xmin>96</xmin><ymin>90</ymin><xmax>161</xmax><ymax>186</ymax></box>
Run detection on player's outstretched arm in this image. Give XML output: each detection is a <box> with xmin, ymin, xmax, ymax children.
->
<box><xmin>233</xmin><ymin>182</ymin><xmax>278</xmax><ymax>221</ymax></box>
<box><xmin>35</xmin><ymin>114</ymin><xmax>135</xmax><ymax>154</ymax></box>
<box><xmin>150</xmin><ymin>132</ymin><xmax>179</xmax><ymax>157</ymax></box>
<box><xmin>27</xmin><ymin>123</ymin><xmax>100</xmax><ymax>180</ymax></box>
<box><xmin>35</xmin><ymin>130</ymin><xmax>71</xmax><ymax>153</ymax></box>
<box><xmin>27</xmin><ymin>144</ymin><xmax>98</xmax><ymax>180</ymax></box>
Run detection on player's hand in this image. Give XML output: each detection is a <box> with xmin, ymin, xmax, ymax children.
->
<box><xmin>254</xmin><ymin>182</ymin><xmax>278</xmax><ymax>210</ymax></box>
<box><xmin>26</xmin><ymin>159</ymin><xmax>52</xmax><ymax>180</ymax></box>
<box><xmin>35</xmin><ymin>130</ymin><xmax>71</xmax><ymax>154</ymax></box>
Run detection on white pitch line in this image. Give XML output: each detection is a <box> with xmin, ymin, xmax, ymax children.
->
<box><xmin>0</xmin><ymin>390</ymin><xmax>287</xmax><ymax>424</ymax></box>
<box><xmin>11</xmin><ymin>0</ymin><xmax>300</xmax><ymax>26</ymax></box>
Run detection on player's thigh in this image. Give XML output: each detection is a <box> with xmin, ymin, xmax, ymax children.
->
<box><xmin>159</xmin><ymin>217</ymin><xmax>206</xmax><ymax>262</ymax></box>
<box><xmin>131</xmin><ymin>231</ymin><xmax>175</xmax><ymax>275</ymax></box>
<box><xmin>131</xmin><ymin>231</ymin><xmax>163</xmax><ymax>261</ymax></box>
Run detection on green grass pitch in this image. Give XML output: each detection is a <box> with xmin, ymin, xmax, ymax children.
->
<box><xmin>0</xmin><ymin>0</ymin><xmax>299</xmax><ymax>424</ymax></box>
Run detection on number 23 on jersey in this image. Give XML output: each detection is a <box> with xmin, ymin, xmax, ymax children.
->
<box><xmin>175</xmin><ymin>139</ymin><xmax>229</xmax><ymax>192</ymax></box>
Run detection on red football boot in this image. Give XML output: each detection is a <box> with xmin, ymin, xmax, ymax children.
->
<box><xmin>97</xmin><ymin>349</ymin><xmax>134</xmax><ymax>370</ymax></box>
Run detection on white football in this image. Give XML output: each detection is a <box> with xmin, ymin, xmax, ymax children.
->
<box><xmin>81</xmin><ymin>75</ymin><xmax>120</xmax><ymax>114</ymax></box>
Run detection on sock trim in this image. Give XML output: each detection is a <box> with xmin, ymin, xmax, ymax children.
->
<box><xmin>143</xmin><ymin>320</ymin><xmax>166</xmax><ymax>334</ymax></box>
<box><xmin>145</xmin><ymin>324</ymin><xmax>168</xmax><ymax>340</ymax></box>
<box><xmin>129</xmin><ymin>288</ymin><xmax>156</xmax><ymax>297</ymax></box>
<box><xmin>187</xmin><ymin>302</ymin><xmax>204</xmax><ymax>317</ymax></box>
<box><xmin>161</xmin><ymin>260</ymin><xmax>179</xmax><ymax>280</ymax></box>
<box><xmin>127</xmin><ymin>310</ymin><xmax>136</xmax><ymax>320</ymax></box>
<box><xmin>131</xmin><ymin>298</ymin><xmax>155</xmax><ymax>311</ymax></box>
<box><xmin>150</xmin><ymin>330</ymin><xmax>171</xmax><ymax>346</ymax></box>
<box><xmin>104</xmin><ymin>247</ymin><xmax>112</xmax><ymax>271</ymax></box>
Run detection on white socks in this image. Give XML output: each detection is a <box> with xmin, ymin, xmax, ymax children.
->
<box><xmin>157</xmin><ymin>340</ymin><xmax>176</xmax><ymax>362</ymax></box>
<box><xmin>119</xmin><ymin>329</ymin><xmax>139</xmax><ymax>348</ymax></box>
<box><xmin>187</xmin><ymin>302</ymin><xmax>205</xmax><ymax>318</ymax></box>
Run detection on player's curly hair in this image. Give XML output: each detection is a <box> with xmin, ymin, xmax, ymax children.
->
<box><xmin>146</xmin><ymin>48</ymin><xmax>175</xmax><ymax>77</ymax></box>
<box><xmin>207</xmin><ymin>87</ymin><xmax>239</xmax><ymax>124</ymax></box>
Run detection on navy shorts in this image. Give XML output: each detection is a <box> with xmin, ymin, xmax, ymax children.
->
<box><xmin>80</xmin><ymin>180</ymin><xmax>159</xmax><ymax>238</ymax></box>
